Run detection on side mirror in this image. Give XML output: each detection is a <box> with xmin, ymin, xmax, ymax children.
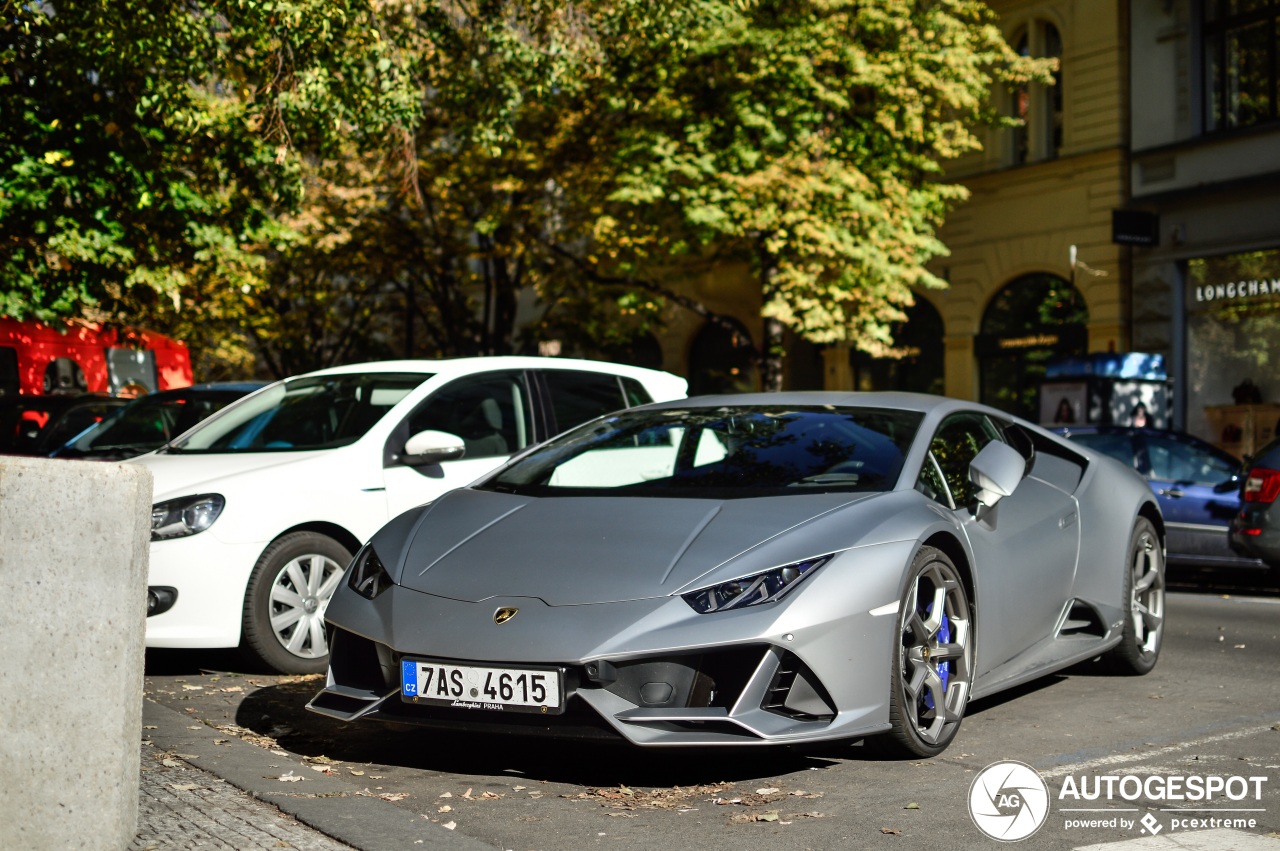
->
<box><xmin>1213</xmin><ymin>474</ymin><xmax>1241</xmax><ymax>494</ymax></box>
<box><xmin>402</xmin><ymin>430</ymin><xmax>466</xmax><ymax>466</ymax></box>
<box><xmin>969</xmin><ymin>440</ymin><xmax>1027</xmax><ymax>510</ymax></box>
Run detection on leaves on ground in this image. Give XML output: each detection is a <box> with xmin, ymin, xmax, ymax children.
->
<box><xmin>563</xmin><ymin>784</ymin><xmax>731</xmax><ymax>811</ymax></box>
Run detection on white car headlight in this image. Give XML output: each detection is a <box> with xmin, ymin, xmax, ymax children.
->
<box><xmin>682</xmin><ymin>555</ymin><xmax>833</xmax><ymax>614</ymax></box>
<box><xmin>151</xmin><ymin>494</ymin><xmax>225</xmax><ymax>541</ymax></box>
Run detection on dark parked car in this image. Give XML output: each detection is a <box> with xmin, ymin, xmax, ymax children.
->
<box><xmin>0</xmin><ymin>393</ymin><xmax>128</xmax><ymax>457</ymax></box>
<box><xmin>1229</xmin><ymin>437</ymin><xmax>1280</xmax><ymax>572</ymax></box>
<box><xmin>50</xmin><ymin>383</ymin><xmax>265</xmax><ymax>460</ymax></box>
<box><xmin>1056</xmin><ymin>425</ymin><xmax>1265</xmax><ymax>568</ymax></box>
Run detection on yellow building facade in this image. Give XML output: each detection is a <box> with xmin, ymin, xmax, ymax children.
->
<box><xmin>824</xmin><ymin>0</ymin><xmax>1133</xmax><ymax>422</ymax></box>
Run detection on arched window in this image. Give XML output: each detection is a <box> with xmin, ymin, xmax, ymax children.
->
<box><xmin>1012</xmin><ymin>20</ymin><xmax>1064</xmax><ymax>164</ymax></box>
<box><xmin>688</xmin><ymin>317</ymin><xmax>757</xmax><ymax>395</ymax></box>
<box><xmin>976</xmin><ymin>274</ymin><xmax>1087</xmax><ymax>420</ymax></box>
<box><xmin>850</xmin><ymin>298</ymin><xmax>945</xmax><ymax>395</ymax></box>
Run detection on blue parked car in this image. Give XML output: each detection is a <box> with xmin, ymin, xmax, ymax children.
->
<box><xmin>1056</xmin><ymin>425</ymin><xmax>1265</xmax><ymax>568</ymax></box>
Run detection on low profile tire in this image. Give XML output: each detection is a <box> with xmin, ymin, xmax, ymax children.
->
<box><xmin>1102</xmin><ymin>517</ymin><xmax>1164</xmax><ymax>675</ymax></box>
<box><xmin>877</xmin><ymin>546</ymin><xmax>974</xmax><ymax>758</ymax></box>
<box><xmin>241</xmin><ymin>532</ymin><xmax>351</xmax><ymax>675</ymax></box>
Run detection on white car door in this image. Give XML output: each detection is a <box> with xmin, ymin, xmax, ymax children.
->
<box><xmin>382</xmin><ymin>370</ymin><xmax>535</xmax><ymax>518</ymax></box>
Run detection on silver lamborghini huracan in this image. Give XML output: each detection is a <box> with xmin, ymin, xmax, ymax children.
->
<box><xmin>309</xmin><ymin>393</ymin><xmax>1165</xmax><ymax>756</ymax></box>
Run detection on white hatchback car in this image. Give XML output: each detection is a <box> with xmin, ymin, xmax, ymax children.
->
<box><xmin>133</xmin><ymin>357</ymin><xmax>687</xmax><ymax>673</ymax></box>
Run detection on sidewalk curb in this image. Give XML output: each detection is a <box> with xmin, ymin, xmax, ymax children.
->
<box><xmin>143</xmin><ymin>699</ymin><xmax>496</xmax><ymax>851</ymax></box>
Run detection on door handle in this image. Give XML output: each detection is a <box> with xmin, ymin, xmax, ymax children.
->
<box><xmin>1158</xmin><ymin>488</ymin><xmax>1184</xmax><ymax>498</ymax></box>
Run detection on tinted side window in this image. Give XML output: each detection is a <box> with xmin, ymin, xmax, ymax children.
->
<box><xmin>929</xmin><ymin>413</ymin><xmax>1001</xmax><ymax>507</ymax></box>
<box><xmin>544</xmin><ymin>370</ymin><xmax>627</xmax><ymax>434</ymax></box>
<box><xmin>0</xmin><ymin>346</ymin><xmax>18</xmax><ymax>399</ymax></box>
<box><xmin>621</xmin><ymin>377</ymin><xmax>653</xmax><ymax>408</ymax></box>
<box><xmin>408</xmin><ymin>372</ymin><xmax>530</xmax><ymax>459</ymax></box>
<box><xmin>1255</xmin><ymin>438</ymin><xmax>1280</xmax><ymax>469</ymax></box>
<box><xmin>917</xmin><ymin>453</ymin><xmax>953</xmax><ymax>508</ymax></box>
<box><xmin>1144</xmin><ymin>434</ymin><xmax>1238</xmax><ymax>486</ymax></box>
<box><xmin>1069</xmin><ymin>432</ymin><xmax>1139</xmax><ymax>473</ymax></box>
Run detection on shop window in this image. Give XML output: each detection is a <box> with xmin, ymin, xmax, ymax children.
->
<box><xmin>977</xmin><ymin>274</ymin><xmax>1088</xmax><ymax>421</ymax></box>
<box><xmin>688</xmin><ymin>318</ymin><xmax>757</xmax><ymax>395</ymax></box>
<box><xmin>1185</xmin><ymin>249</ymin><xmax>1280</xmax><ymax>442</ymax></box>
<box><xmin>1011</xmin><ymin>20</ymin><xmax>1064</xmax><ymax>164</ymax></box>
<box><xmin>1203</xmin><ymin>0</ymin><xmax>1279</xmax><ymax>131</ymax></box>
<box><xmin>850</xmin><ymin>298</ymin><xmax>945</xmax><ymax>395</ymax></box>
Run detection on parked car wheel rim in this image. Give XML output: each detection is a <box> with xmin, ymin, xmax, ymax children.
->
<box><xmin>1130</xmin><ymin>525</ymin><xmax>1165</xmax><ymax>656</ymax></box>
<box><xmin>269</xmin><ymin>553</ymin><xmax>344</xmax><ymax>660</ymax></box>
<box><xmin>898</xmin><ymin>555</ymin><xmax>973</xmax><ymax>748</ymax></box>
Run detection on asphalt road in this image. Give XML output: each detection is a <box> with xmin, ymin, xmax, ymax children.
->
<box><xmin>145</xmin><ymin>564</ymin><xmax>1280</xmax><ymax>851</ymax></box>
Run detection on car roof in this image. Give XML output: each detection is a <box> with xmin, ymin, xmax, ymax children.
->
<box><xmin>296</xmin><ymin>357</ymin><xmax>682</xmax><ymax>383</ymax></box>
<box><xmin>648</xmin><ymin>391</ymin><xmax>992</xmax><ymax>416</ymax></box>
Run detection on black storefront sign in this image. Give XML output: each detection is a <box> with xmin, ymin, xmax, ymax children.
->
<box><xmin>1112</xmin><ymin>209</ymin><xmax>1159</xmax><ymax>246</ymax></box>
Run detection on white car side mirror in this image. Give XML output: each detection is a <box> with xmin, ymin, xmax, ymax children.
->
<box><xmin>969</xmin><ymin>440</ymin><xmax>1026</xmax><ymax>509</ymax></box>
<box><xmin>403</xmin><ymin>430</ymin><xmax>466</xmax><ymax>466</ymax></box>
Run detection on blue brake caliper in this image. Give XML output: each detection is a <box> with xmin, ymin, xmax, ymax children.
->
<box><xmin>922</xmin><ymin>602</ymin><xmax>951</xmax><ymax>712</ymax></box>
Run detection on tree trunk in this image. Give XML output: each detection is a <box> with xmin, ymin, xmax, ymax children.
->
<box><xmin>758</xmin><ymin>244</ymin><xmax>785</xmax><ymax>392</ymax></box>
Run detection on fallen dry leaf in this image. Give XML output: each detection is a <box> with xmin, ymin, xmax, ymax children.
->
<box><xmin>277</xmin><ymin>772</ymin><xmax>303</xmax><ymax>783</ymax></box>
<box><xmin>438</xmin><ymin>805</ymin><xmax>452</xmax><ymax>814</ymax></box>
<box><xmin>442</xmin><ymin>822</ymin><xmax>456</xmax><ymax>831</ymax></box>
<box><xmin>755</xmin><ymin>788</ymin><xmax>780</xmax><ymax>795</ymax></box>
<box><xmin>478</xmin><ymin>791</ymin><xmax>502</xmax><ymax>800</ymax></box>
<box><xmin>379</xmin><ymin>793</ymin><xmax>409</xmax><ymax>802</ymax></box>
<box><xmin>168</xmin><ymin>783</ymin><xmax>200</xmax><ymax>792</ymax></box>
<box><xmin>438</xmin><ymin>792</ymin><xmax>453</xmax><ymax>798</ymax></box>
<box><xmin>350</xmin><ymin>770</ymin><xmax>366</xmax><ymax>776</ymax></box>
<box><xmin>881</xmin><ymin>827</ymin><xmax>902</xmax><ymax>835</ymax></box>
<box><xmin>904</xmin><ymin>802</ymin><xmax>919</xmax><ymax>810</ymax></box>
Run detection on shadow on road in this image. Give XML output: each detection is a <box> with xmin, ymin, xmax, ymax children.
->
<box><xmin>229</xmin><ymin>676</ymin><xmax>847</xmax><ymax>786</ymax></box>
<box><xmin>1166</xmin><ymin>561</ymin><xmax>1278</xmax><ymax>597</ymax></box>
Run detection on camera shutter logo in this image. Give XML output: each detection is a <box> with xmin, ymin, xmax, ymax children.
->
<box><xmin>968</xmin><ymin>761</ymin><xmax>1050</xmax><ymax>842</ymax></box>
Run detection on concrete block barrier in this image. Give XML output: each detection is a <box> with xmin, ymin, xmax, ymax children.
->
<box><xmin>0</xmin><ymin>456</ymin><xmax>153</xmax><ymax>851</ymax></box>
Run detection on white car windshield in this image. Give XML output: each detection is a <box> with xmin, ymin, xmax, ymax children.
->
<box><xmin>165</xmin><ymin>373</ymin><xmax>431</xmax><ymax>453</ymax></box>
<box><xmin>481</xmin><ymin>405</ymin><xmax>923</xmax><ymax>498</ymax></box>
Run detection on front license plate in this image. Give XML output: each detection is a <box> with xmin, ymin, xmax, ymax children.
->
<box><xmin>400</xmin><ymin>658</ymin><xmax>564</xmax><ymax>714</ymax></box>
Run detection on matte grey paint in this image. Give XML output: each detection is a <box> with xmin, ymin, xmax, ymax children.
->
<box><xmin>315</xmin><ymin>392</ymin><xmax>1161</xmax><ymax>746</ymax></box>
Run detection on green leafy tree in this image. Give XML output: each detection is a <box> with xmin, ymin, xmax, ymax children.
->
<box><xmin>554</xmin><ymin>0</ymin><xmax>1053</xmax><ymax>389</ymax></box>
<box><xmin>0</xmin><ymin>0</ymin><xmax>421</xmax><ymax>369</ymax></box>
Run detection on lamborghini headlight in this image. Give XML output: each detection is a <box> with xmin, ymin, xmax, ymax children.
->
<box><xmin>682</xmin><ymin>555</ymin><xmax>833</xmax><ymax>614</ymax></box>
<box><xmin>348</xmin><ymin>545</ymin><xmax>393</xmax><ymax>600</ymax></box>
<box><xmin>151</xmin><ymin>494</ymin><xmax>224</xmax><ymax>541</ymax></box>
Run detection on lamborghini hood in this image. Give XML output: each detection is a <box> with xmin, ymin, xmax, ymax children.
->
<box><xmin>384</xmin><ymin>487</ymin><xmax>881</xmax><ymax>606</ymax></box>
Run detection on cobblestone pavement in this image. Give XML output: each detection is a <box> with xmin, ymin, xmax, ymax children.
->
<box><xmin>132</xmin><ymin>737</ymin><xmax>355</xmax><ymax>851</ymax></box>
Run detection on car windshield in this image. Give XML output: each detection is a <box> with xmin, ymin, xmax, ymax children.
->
<box><xmin>480</xmin><ymin>405</ymin><xmax>923</xmax><ymax>498</ymax></box>
<box><xmin>164</xmin><ymin>373</ymin><xmax>431</xmax><ymax>453</ymax></box>
<box><xmin>56</xmin><ymin>390</ymin><xmax>253</xmax><ymax>459</ymax></box>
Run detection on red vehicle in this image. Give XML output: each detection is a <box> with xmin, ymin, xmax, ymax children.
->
<box><xmin>0</xmin><ymin>318</ymin><xmax>193</xmax><ymax>453</ymax></box>
<box><xmin>0</xmin><ymin>317</ymin><xmax>192</xmax><ymax>400</ymax></box>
